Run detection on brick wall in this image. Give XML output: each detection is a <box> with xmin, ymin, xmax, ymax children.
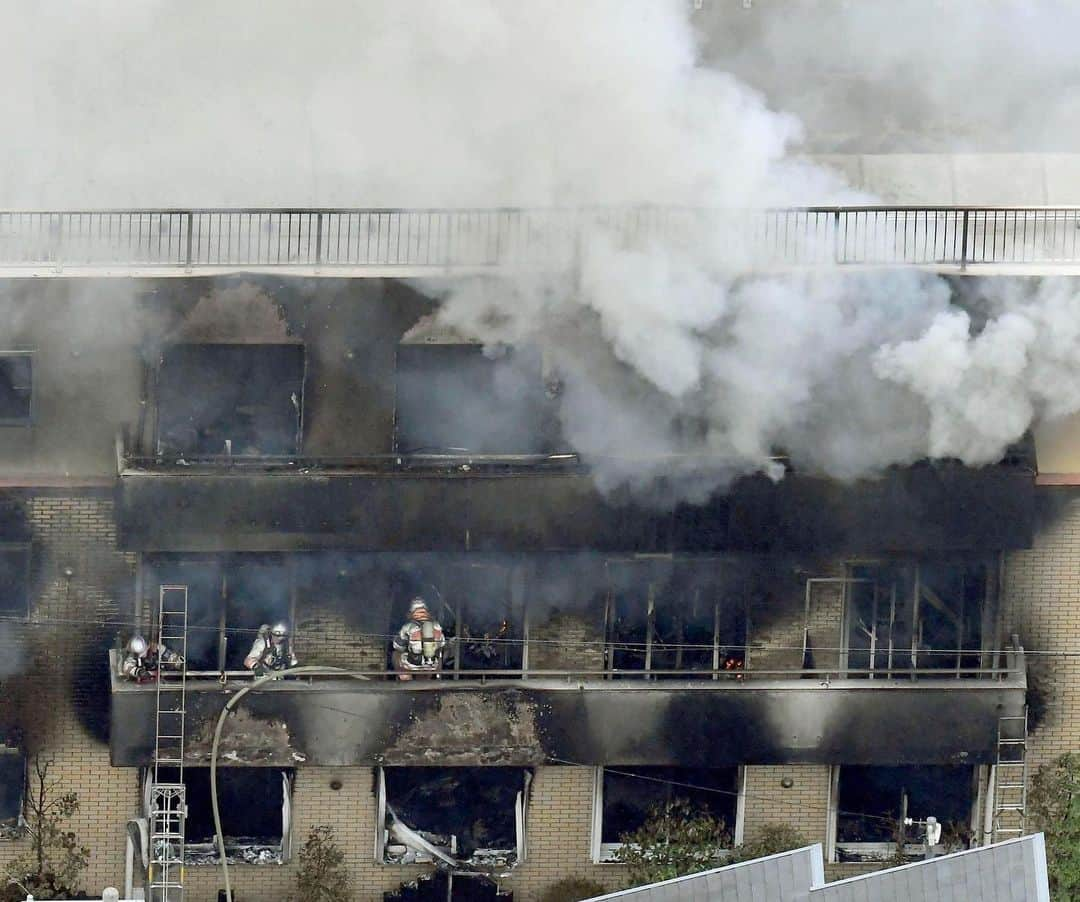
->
<box><xmin>750</xmin><ymin>560</ymin><xmax>844</xmax><ymax>673</ymax></box>
<box><xmin>0</xmin><ymin>490</ymin><xmax>139</xmax><ymax>894</ymax></box>
<box><xmin>1002</xmin><ymin>491</ymin><xmax>1080</xmax><ymax>773</ymax></box>
<box><xmin>527</xmin><ymin>612</ymin><xmax>606</xmax><ymax>674</ymax></box>
<box><xmin>741</xmin><ymin>764</ymin><xmax>832</xmax><ymax>846</ymax></box>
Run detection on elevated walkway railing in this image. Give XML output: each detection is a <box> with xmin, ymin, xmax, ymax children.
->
<box><xmin>5</xmin><ymin>206</ymin><xmax>1080</xmax><ymax>273</ymax></box>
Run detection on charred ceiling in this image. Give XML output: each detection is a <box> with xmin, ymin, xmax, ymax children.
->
<box><xmin>116</xmin><ymin>463</ymin><xmax>1035</xmax><ymax>553</ymax></box>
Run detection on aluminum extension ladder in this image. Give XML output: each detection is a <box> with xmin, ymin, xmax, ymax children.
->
<box><xmin>148</xmin><ymin>585</ymin><xmax>190</xmax><ymax>902</ymax></box>
<box><xmin>991</xmin><ymin>707</ymin><xmax>1028</xmax><ymax>843</ymax></box>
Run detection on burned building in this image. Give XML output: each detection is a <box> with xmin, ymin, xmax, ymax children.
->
<box><xmin>0</xmin><ymin>202</ymin><xmax>1072</xmax><ymax>902</ymax></box>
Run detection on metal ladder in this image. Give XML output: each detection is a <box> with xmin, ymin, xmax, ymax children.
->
<box><xmin>148</xmin><ymin>584</ymin><xmax>189</xmax><ymax>902</ymax></box>
<box><xmin>991</xmin><ymin>707</ymin><xmax>1028</xmax><ymax>843</ymax></box>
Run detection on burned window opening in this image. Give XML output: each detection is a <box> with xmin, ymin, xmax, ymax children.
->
<box><xmin>594</xmin><ymin>766</ymin><xmax>740</xmax><ymax>862</ymax></box>
<box><xmin>379</xmin><ymin>766</ymin><xmax>530</xmax><ymax>870</ymax></box>
<box><xmin>384</xmin><ymin>871</ymin><xmax>513</xmax><ymax>902</ymax></box>
<box><xmin>155</xmin><ymin>342</ymin><xmax>305</xmax><ymax>457</ymax></box>
<box><xmin>394</xmin><ymin>343</ymin><xmax>558</xmax><ymax>455</ymax></box>
<box><xmin>0</xmin><ymin>353</ymin><xmax>32</xmax><ymax>425</ymax></box>
<box><xmin>0</xmin><ymin>747</ymin><xmax>26</xmax><ymax>839</ymax></box>
<box><xmin>604</xmin><ymin>559</ymin><xmax>748</xmax><ymax>679</ymax></box>
<box><xmin>150</xmin><ymin>767</ymin><xmax>292</xmax><ymax>865</ymax></box>
<box><xmin>834</xmin><ymin>765</ymin><xmax>976</xmax><ymax>862</ymax></box>
<box><xmin>0</xmin><ymin>544</ymin><xmax>31</xmax><ymax>619</ymax></box>
<box><xmin>840</xmin><ymin>560</ymin><xmax>989</xmax><ymax>678</ymax></box>
<box><xmin>141</xmin><ymin>555</ymin><xmax>292</xmax><ymax>673</ymax></box>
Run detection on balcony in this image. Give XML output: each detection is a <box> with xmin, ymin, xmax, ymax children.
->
<box><xmin>108</xmin><ymin>643</ymin><xmax>1026</xmax><ymax>769</ymax></box>
<box><xmin>3</xmin><ymin>206</ymin><xmax>1080</xmax><ymax>277</ymax></box>
<box><xmin>115</xmin><ymin>447</ymin><xmax>1034</xmax><ymax>553</ymax></box>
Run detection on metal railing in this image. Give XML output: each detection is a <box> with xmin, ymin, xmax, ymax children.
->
<box><xmin>6</xmin><ymin>206</ymin><xmax>1080</xmax><ymax>272</ymax></box>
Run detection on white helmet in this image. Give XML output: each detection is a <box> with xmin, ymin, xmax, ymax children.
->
<box><xmin>128</xmin><ymin>635</ymin><xmax>148</xmax><ymax>656</ymax></box>
<box><xmin>270</xmin><ymin>622</ymin><xmax>289</xmax><ymax>638</ymax></box>
<box><xmin>408</xmin><ymin>598</ymin><xmax>430</xmax><ymax>620</ymax></box>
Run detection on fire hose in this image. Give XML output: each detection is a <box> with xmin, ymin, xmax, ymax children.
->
<box><xmin>210</xmin><ymin>665</ymin><xmax>369</xmax><ymax>902</ymax></box>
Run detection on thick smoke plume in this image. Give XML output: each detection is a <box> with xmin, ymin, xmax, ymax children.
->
<box><xmin>3</xmin><ymin>1</ymin><xmax>1079</xmax><ymax>500</ymax></box>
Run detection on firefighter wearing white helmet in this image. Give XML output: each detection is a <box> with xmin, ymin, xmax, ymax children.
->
<box><xmin>121</xmin><ymin>633</ymin><xmax>184</xmax><ymax>682</ymax></box>
<box><xmin>392</xmin><ymin>597</ymin><xmax>446</xmax><ymax>680</ymax></box>
<box><xmin>245</xmin><ymin>621</ymin><xmax>298</xmax><ymax>676</ymax></box>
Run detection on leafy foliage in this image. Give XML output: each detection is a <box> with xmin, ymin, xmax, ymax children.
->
<box><xmin>538</xmin><ymin>877</ymin><xmax>609</xmax><ymax>902</ymax></box>
<box><xmin>727</xmin><ymin>822</ymin><xmax>809</xmax><ymax>863</ymax></box>
<box><xmin>294</xmin><ymin>824</ymin><xmax>351</xmax><ymax>902</ymax></box>
<box><xmin>1028</xmin><ymin>753</ymin><xmax>1080</xmax><ymax>900</ymax></box>
<box><xmin>2</xmin><ymin>754</ymin><xmax>89</xmax><ymax>901</ymax></box>
<box><xmin>612</xmin><ymin>799</ymin><xmax>731</xmax><ymax>885</ymax></box>
<box><xmin>613</xmin><ymin>800</ymin><xmax>812</xmax><ymax>887</ymax></box>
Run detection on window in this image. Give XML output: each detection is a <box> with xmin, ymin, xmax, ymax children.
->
<box><xmin>394</xmin><ymin>343</ymin><xmax>555</xmax><ymax>454</ymax></box>
<box><xmin>378</xmin><ymin>767</ymin><xmax>530</xmax><ymax>869</ymax></box>
<box><xmin>832</xmin><ymin>765</ymin><xmax>976</xmax><ymax>862</ymax></box>
<box><xmin>841</xmin><ymin>560</ymin><xmax>989</xmax><ymax>678</ymax></box>
<box><xmin>149</xmin><ymin>767</ymin><xmax>292</xmax><ymax>864</ymax></box>
<box><xmin>440</xmin><ymin>561</ymin><xmax>523</xmax><ymax>676</ymax></box>
<box><xmin>156</xmin><ymin>343</ymin><xmax>305</xmax><ymax>456</ymax></box>
<box><xmin>604</xmin><ymin>559</ymin><xmax>748</xmax><ymax>679</ymax></box>
<box><xmin>0</xmin><ymin>545</ymin><xmax>31</xmax><ymax>619</ymax></box>
<box><xmin>592</xmin><ymin>766</ymin><xmax>741</xmax><ymax>862</ymax></box>
<box><xmin>0</xmin><ymin>353</ymin><xmax>32</xmax><ymax>425</ymax></box>
<box><xmin>144</xmin><ymin>555</ymin><xmax>292</xmax><ymax>672</ymax></box>
<box><xmin>0</xmin><ymin>748</ymin><xmax>25</xmax><ymax>838</ymax></box>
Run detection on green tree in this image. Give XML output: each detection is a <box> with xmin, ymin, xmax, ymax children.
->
<box><xmin>614</xmin><ymin>800</ymin><xmax>811</xmax><ymax>888</ymax></box>
<box><xmin>293</xmin><ymin>825</ymin><xmax>350</xmax><ymax>902</ymax></box>
<box><xmin>1028</xmin><ymin>753</ymin><xmax>1080</xmax><ymax>900</ymax></box>
<box><xmin>538</xmin><ymin>877</ymin><xmax>609</xmax><ymax>902</ymax></box>
<box><xmin>728</xmin><ymin>823</ymin><xmax>809</xmax><ymax>863</ymax></box>
<box><xmin>2</xmin><ymin>754</ymin><xmax>89</xmax><ymax>901</ymax></box>
<box><xmin>612</xmin><ymin>799</ymin><xmax>732</xmax><ymax>885</ymax></box>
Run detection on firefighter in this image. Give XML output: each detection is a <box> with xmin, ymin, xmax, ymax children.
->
<box><xmin>121</xmin><ymin>634</ymin><xmax>184</xmax><ymax>683</ymax></box>
<box><xmin>392</xmin><ymin>597</ymin><xmax>447</xmax><ymax>680</ymax></box>
<box><xmin>244</xmin><ymin>622</ymin><xmax>298</xmax><ymax>676</ymax></box>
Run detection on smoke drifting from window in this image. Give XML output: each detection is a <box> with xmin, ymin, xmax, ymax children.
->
<box><xmin>2</xmin><ymin>1</ymin><xmax>1078</xmax><ymax>501</ymax></box>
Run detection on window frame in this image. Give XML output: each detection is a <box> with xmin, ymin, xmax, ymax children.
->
<box><xmin>141</xmin><ymin>766</ymin><xmax>293</xmax><ymax>865</ymax></box>
<box><xmin>601</xmin><ymin>557</ymin><xmax>750</xmax><ymax>680</ymax></box>
<box><xmin>0</xmin><ymin>746</ymin><xmax>26</xmax><ymax>839</ymax></box>
<box><xmin>590</xmin><ymin>765</ymin><xmax>745</xmax><ymax>864</ymax></box>
<box><xmin>827</xmin><ymin>764</ymin><xmax>981</xmax><ymax>862</ymax></box>
<box><xmin>0</xmin><ymin>350</ymin><xmax>34</xmax><ymax>427</ymax></box>
<box><xmin>0</xmin><ymin>543</ymin><xmax>32</xmax><ymax>621</ymax></box>
<box><xmin>375</xmin><ymin>766</ymin><xmax>531</xmax><ymax>867</ymax></box>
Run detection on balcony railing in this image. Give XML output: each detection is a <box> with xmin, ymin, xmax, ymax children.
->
<box><xmin>6</xmin><ymin>206</ymin><xmax>1080</xmax><ymax>273</ymax></box>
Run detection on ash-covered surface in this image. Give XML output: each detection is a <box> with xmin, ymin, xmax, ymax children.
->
<box><xmin>382</xmin><ymin>692</ymin><xmax>545</xmax><ymax>765</ymax></box>
<box><xmin>184</xmin><ymin>705</ymin><xmax>306</xmax><ymax>766</ymax></box>
<box><xmin>184</xmin><ymin>841</ymin><xmax>283</xmax><ymax>866</ymax></box>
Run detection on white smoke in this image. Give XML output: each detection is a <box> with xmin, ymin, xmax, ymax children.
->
<box><xmin>2</xmin><ymin>0</ymin><xmax>1078</xmax><ymax>499</ymax></box>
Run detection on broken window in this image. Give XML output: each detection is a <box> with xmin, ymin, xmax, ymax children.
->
<box><xmin>841</xmin><ymin>560</ymin><xmax>989</xmax><ymax>678</ymax></box>
<box><xmin>594</xmin><ymin>766</ymin><xmax>740</xmax><ymax>862</ymax></box>
<box><xmin>155</xmin><ymin>343</ymin><xmax>305</xmax><ymax>456</ymax></box>
<box><xmin>149</xmin><ymin>767</ymin><xmax>292</xmax><ymax>864</ymax></box>
<box><xmin>143</xmin><ymin>555</ymin><xmax>292</xmax><ymax>673</ymax></box>
<box><xmin>0</xmin><ymin>747</ymin><xmax>25</xmax><ymax>838</ymax></box>
<box><xmin>442</xmin><ymin>561</ymin><xmax>523</xmax><ymax>676</ymax></box>
<box><xmin>604</xmin><ymin>559</ymin><xmax>748</xmax><ymax>679</ymax></box>
<box><xmin>378</xmin><ymin>767</ymin><xmax>530</xmax><ymax>869</ymax></box>
<box><xmin>0</xmin><ymin>353</ymin><xmax>32</xmax><ymax>425</ymax></box>
<box><xmin>0</xmin><ymin>544</ymin><xmax>30</xmax><ymax>618</ymax></box>
<box><xmin>833</xmin><ymin>765</ymin><xmax>975</xmax><ymax>861</ymax></box>
<box><xmin>394</xmin><ymin>343</ymin><xmax>556</xmax><ymax>454</ymax></box>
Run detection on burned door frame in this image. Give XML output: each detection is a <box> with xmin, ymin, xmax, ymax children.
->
<box><xmin>826</xmin><ymin>764</ymin><xmax>983</xmax><ymax>863</ymax></box>
<box><xmin>601</xmin><ymin>556</ymin><xmax>750</xmax><ymax>680</ymax></box>
<box><xmin>136</xmin><ymin>553</ymin><xmax>298</xmax><ymax>676</ymax></box>
<box><xmin>589</xmin><ymin>765</ymin><xmax>746</xmax><ymax>863</ymax></box>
